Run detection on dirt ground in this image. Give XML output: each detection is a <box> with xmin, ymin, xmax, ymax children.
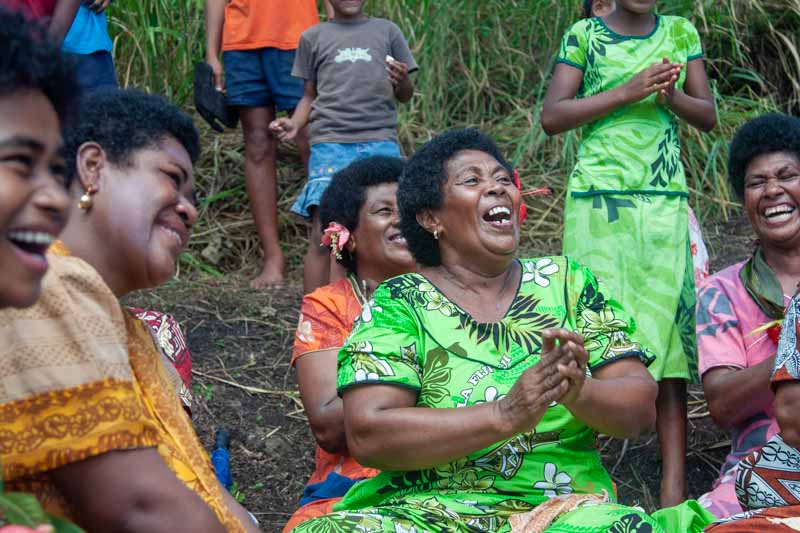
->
<box><xmin>124</xmin><ymin>212</ymin><xmax>756</xmax><ymax>532</ymax></box>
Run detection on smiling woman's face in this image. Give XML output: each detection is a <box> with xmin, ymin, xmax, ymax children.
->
<box><xmin>84</xmin><ymin>135</ymin><xmax>199</xmax><ymax>294</ymax></box>
<box><xmin>744</xmin><ymin>151</ymin><xmax>800</xmax><ymax>249</ymax></box>
<box><xmin>352</xmin><ymin>181</ymin><xmax>414</xmax><ymax>280</ymax></box>
<box><xmin>0</xmin><ymin>89</ymin><xmax>69</xmax><ymax>309</ymax></box>
<box><xmin>433</xmin><ymin>150</ymin><xmax>520</xmax><ymax>265</ymax></box>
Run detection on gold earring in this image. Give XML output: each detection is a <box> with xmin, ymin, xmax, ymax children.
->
<box><xmin>78</xmin><ymin>185</ymin><xmax>97</xmax><ymax>211</ymax></box>
<box><xmin>433</xmin><ymin>229</ymin><xmax>439</xmax><ymax>240</ymax></box>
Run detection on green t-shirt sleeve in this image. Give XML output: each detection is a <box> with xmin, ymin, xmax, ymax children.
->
<box><xmin>337</xmin><ymin>284</ymin><xmax>423</xmax><ymax>395</ymax></box>
<box><xmin>676</xmin><ymin>17</ymin><xmax>704</xmax><ymax>61</ymax></box>
<box><xmin>557</xmin><ymin>20</ymin><xmax>588</xmax><ymax>71</ymax></box>
<box><xmin>566</xmin><ymin>259</ymin><xmax>655</xmax><ymax>370</ymax></box>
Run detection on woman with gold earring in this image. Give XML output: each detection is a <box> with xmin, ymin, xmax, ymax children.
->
<box><xmin>0</xmin><ymin>89</ymin><xmax>261</xmax><ymax>533</ymax></box>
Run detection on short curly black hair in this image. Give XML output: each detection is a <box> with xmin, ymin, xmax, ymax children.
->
<box><xmin>319</xmin><ymin>155</ymin><xmax>405</xmax><ymax>273</ymax></box>
<box><xmin>728</xmin><ymin>113</ymin><xmax>800</xmax><ymax>199</ymax></box>
<box><xmin>398</xmin><ymin>128</ymin><xmax>511</xmax><ymax>267</ymax></box>
<box><xmin>0</xmin><ymin>7</ymin><xmax>79</xmax><ymax>126</ymax></box>
<box><xmin>63</xmin><ymin>88</ymin><xmax>200</xmax><ymax>185</ymax></box>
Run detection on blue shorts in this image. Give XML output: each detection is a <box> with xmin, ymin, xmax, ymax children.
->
<box><xmin>290</xmin><ymin>141</ymin><xmax>402</xmax><ymax>219</ymax></box>
<box><xmin>223</xmin><ymin>48</ymin><xmax>303</xmax><ymax>111</ymax></box>
<box><xmin>64</xmin><ymin>51</ymin><xmax>118</xmax><ymax>95</ymax></box>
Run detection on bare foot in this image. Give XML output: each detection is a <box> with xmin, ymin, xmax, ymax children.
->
<box><xmin>250</xmin><ymin>256</ymin><xmax>284</xmax><ymax>289</ymax></box>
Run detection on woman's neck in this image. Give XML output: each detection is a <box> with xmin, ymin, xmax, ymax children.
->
<box><xmin>353</xmin><ymin>263</ymin><xmax>399</xmax><ymax>300</ymax></box>
<box><xmin>426</xmin><ymin>257</ymin><xmax>517</xmax><ymax>302</ymax></box>
<box><xmin>58</xmin><ymin>220</ymin><xmax>129</xmax><ymax>298</ymax></box>
<box><xmin>761</xmin><ymin>242</ymin><xmax>800</xmax><ymax>295</ymax></box>
<box><xmin>605</xmin><ymin>9</ymin><xmax>656</xmax><ymax>36</ymax></box>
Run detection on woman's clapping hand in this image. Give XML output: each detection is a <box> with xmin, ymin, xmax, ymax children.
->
<box><xmin>496</xmin><ymin>329</ymin><xmax>587</xmax><ymax>435</ymax></box>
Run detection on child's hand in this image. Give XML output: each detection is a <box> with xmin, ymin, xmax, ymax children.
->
<box><xmin>656</xmin><ymin>57</ymin><xmax>682</xmax><ymax>106</ymax></box>
<box><xmin>205</xmin><ymin>56</ymin><xmax>225</xmax><ymax>93</ymax></box>
<box><xmin>386</xmin><ymin>58</ymin><xmax>409</xmax><ymax>88</ymax></box>
<box><xmin>85</xmin><ymin>0</ymin><xmax>112</xmax><ymax>13</ymax></box>
<box><xmin>622</xmin><ymin>60</ymin><xmax>682</xmax><ymax>104</ymax></box>
<box><xmin>269</xmin><ymin>118</ymin><xmax>298</xmax><ymax>142</ymax></box>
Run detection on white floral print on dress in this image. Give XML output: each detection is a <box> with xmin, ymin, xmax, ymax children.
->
<box><xmin>522</xmin><ymin>258</ymin><xmax>560</xmax><ymax>288</ymax></box>
<box><xmin>533</xmin><ymin>463</ymin><xmax>573</xmax><ymax>498</ymax></box>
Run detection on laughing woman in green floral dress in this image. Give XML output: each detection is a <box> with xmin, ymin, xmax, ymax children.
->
<box><xmin>289</xmin><ymin>129</ymin><xmax>713</xmax><ymax>533</ymax></box>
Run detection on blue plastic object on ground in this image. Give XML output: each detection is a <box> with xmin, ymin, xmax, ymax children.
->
<box><xmin>211</xmin><ymin>427</ymin><xmax>233</xmax><ymax>490</ymax></box>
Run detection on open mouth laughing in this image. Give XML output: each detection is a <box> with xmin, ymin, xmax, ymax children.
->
<box><xmin>762</xmin><ymin>203</ymin><xmax>796</xmax><ymax>224</ymax></box>
<box><xmin>7</xmin><ymin>228</ymin><xmax>57</xmax><ymax>274</ymax></box>
<box><xmin>387</xmin><ymin>230</ymin><xmax>407</xmax><ymax>246</ymax></box>
<box><xmin>482</xmin><ymin>205</ymin><xmax>513</xmax><ymax>228</ymax></box>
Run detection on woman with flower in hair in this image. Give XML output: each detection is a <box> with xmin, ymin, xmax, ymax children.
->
<box><xmin>697</xmin><ymin>114</ymin><xmax>800</xmax><ymax>519</ymax></box>
<box><xmin>285</xmin><ymin>155</ymin><xmax>415</xmax><ymax>531</ymax></box>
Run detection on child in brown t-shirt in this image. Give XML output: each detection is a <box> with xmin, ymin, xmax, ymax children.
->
<box><xmin>270</xmin><ymin>0</ymin><xmax>417</xmax><ymax>294</ymax></box>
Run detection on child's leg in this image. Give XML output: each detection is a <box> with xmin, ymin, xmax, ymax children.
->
<box><xmin>657</xmin><ymin>377</ymin><xmax>687</xmax><ymax>508</ymax></box>
<box><xmin>303</xmin><ymin>207</ymin><xmax>330</xmax><ymax>294</ymax></box>
<box><xmin>239</xmin><ymin>106</ymin><xmax>285</xmax><ymax>288</ymax></box>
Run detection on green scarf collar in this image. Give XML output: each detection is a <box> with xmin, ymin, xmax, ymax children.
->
<box><xmin>740</xmin><ymin>247</ymin><xmax>786</xmax><ymax>320</ymax></box>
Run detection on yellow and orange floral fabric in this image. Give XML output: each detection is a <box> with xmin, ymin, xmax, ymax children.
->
<box><xmin>0</xmin><ymin>243</ymin><xmax>245</xmax><ymax>531</ymax></box>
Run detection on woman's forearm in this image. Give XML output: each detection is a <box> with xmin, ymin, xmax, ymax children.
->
<box><xmin>705</xmin><ymin>357</ymin><xmax>776</xmax><ymax>430</ymax></box>
<box><xmin>666</xmin><ymin>89</ymin><xmax>716</xmax><ymax>132</ymax></box>
<box><xmin>222</xmin><ymin>486</ymin><xmax>261</xmax><ymax>533</ymax></box>
<box><xmin>541</xmin><ymin>85</ymin><xmax>630</xmax><ymax>135</ymax></box>
<box><xmin>309</xmin><ymin>396</ymin><xmax>348</xmax><ymax>454</ymax></box>
<box><xmin>563</xmin><ymin>375</ymin><xmax>658</xmax><ymax>438</ymax></box>
<box><xmin>345</xmin><ymin>394</ymin><xmax>516</xmax><ymax>471</ymax></box>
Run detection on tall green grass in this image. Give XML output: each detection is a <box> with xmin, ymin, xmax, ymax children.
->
<box><xmin>108</xmin><ymin>0</ymin><xmax>800</xmax><ymax>275</ymax></box>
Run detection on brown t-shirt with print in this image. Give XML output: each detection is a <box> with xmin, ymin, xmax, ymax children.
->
<box><xmin>292</xmin><ymin>17</ymin><xmax>418</xmax><ymax>145</ymax></box>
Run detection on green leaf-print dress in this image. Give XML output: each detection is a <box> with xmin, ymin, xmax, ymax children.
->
<box><xmin>558</xmin><ymin>15</ymin><xmax>705</xmax><ymax>383</ymax></box>
<box><xmin>289</xmin><ymin>258</ymin><xmax>712</xmax><ymax>532</ymax></box>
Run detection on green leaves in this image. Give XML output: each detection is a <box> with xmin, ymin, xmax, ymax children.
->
<box><xmin>0</xmin><ymin>492</ymin><xmax>85</xmax><ymax>533</ymax></box>
<box><xmin>0</xmin><ymin>492</ymin><xmax>46</xmax><ymax>528</ymax></box>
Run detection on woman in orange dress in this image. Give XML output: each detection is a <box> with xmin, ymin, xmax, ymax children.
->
<box><xmin>285</xmin><ymin>155</ymin><xmax>415</xmax><ymax>531</ymax></box>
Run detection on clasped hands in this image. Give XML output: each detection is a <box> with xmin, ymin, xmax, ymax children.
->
<box><xmin>623</xmin><ymin>57</ymin><xmax>683</xmax><ymax>106</ymax></box>
<box><xmin>497</xmin><ymin>329</ymin><xmax>589</xmax><ymax>435</ymax></box>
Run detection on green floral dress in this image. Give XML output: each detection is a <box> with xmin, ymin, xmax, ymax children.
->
<box><xmin>290</xmin><ymin>257</ymin><xmax>712</xmax><ymax>532</ymax></box>
<box><xmin>558</xmin><ymin>15</ymin><xmax>705</xmax><ymax>383</ymax></box>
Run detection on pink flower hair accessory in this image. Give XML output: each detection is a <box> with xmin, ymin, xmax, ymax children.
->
<box><xmin>321</xmin><ymin>222</ymin><xmax>351</xmax><ymax>260</ymax></box>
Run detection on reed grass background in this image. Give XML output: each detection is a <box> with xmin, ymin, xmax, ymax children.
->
<box><xmin>108</xmin><ymin>0</ymin><xmax>800</xmax><ymax>279</ymax></box>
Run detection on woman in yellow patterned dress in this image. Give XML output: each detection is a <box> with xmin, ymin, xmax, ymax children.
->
<box><xmin>0</xmin><ymin>89</ymin><xmax>259</xmax><ymax>533</ymax></box>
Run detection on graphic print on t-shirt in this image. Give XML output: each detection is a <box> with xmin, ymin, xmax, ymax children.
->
<box><xmin>335</xmin><ymin>47</ymin><xmax>372</xmax><ymax>64</ymax></box>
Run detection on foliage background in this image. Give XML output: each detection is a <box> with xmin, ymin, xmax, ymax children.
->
<box><xmin>107</xmin><ymin>0</ymin><xmax>800</xmax><ymax>278</ymax></box>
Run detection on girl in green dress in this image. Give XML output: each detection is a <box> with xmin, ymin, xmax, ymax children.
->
<box><xmin>541</xmin><ymin>0</ymin><xmax>716</xmax><ymax>509</ymax></box>
<box><xmin>288</xmin><ymin>129</ymin><xmax>713</xmax><ymax>532</ymax></box>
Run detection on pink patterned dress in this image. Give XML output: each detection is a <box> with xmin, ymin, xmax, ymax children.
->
<box><xmin>696</xmin><ymin>261</ymin><xmax>789</xmax><ymax>518</ymax></box>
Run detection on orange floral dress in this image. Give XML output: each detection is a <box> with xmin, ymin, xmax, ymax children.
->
<box><xmin>284</xmin><ymin>276</ymin><xmax>380</xmax><ymax>532</ymax></box>
<box><xmin>0</xmin><ymin>243</ymin><xmax>245</xmax><ymax>531</ymax></box>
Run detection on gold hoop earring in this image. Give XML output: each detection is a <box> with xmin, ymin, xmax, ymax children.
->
<box><xmin>433</xmin><ymin>229</ymin><xmax>439</xmax><ymax>240</ymax></box>
<box><xmin>78</xmin><ymin>185</ymin><xmax>97</xmax><ymax>211</ymax></box>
